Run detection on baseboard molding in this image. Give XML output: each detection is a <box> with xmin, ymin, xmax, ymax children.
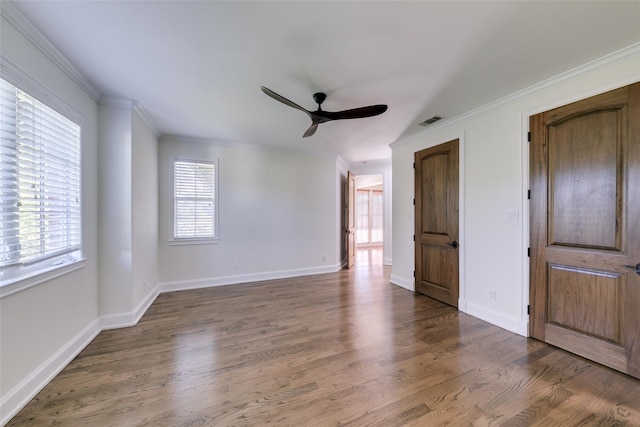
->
<box><xmin>390</xmin><ymin>274</ymin><xmax>414</xmax><ymax>291</ymax></box>
<box><xmin>463</xmin><ymin>301</ymin><xmax>528</xmax><ymax>337</ymax></box>
<box><xmin>0</xmin><ymin>318</ymin><xmax>102</xmax><ymax>426</ymax></box>
<box><xmin>159</xmin><ymin>264</ymin><xmax>342</xmax><ymax>293</ymax></box>
<box><xmin>383</xmin><ymin>257</ymin><xmax>392</xmax><ymax>266</ymax></box>
<box><xmin>101</xmin><ymin>286</ymin><xmax>160</xmax><ymax>330</ymax></box>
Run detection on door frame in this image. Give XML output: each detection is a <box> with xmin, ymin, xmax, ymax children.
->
<box><xmin>349</xmin><ymin>162</ymin><xmax>393</xmax><ymax>266</ymax></box>
<box><xmin>413</xmin><ymin>135</ymin><xmax>466</xmax><ymax>308</ymax></box>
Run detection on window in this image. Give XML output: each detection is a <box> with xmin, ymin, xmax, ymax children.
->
<box><xmin>356</xmin><ymin>189</ymin><xmax>383</xmax><ymax>245</ymax></box>
<box><xmin>0</xmin><ymin>77</ymin><xmax>82</xmax><ymax>287</ymax></box>
<box><xmin>172</xmin><ymin>159</ymin><xmax>217</xmax><ymax>242</ymax></box>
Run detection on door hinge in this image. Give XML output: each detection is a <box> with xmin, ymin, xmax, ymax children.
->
<box><xmin>527</xmin><ymin>305</ymin><xmax>530</xmax><ymax>315</ymax></box>
<box><xmin>528</xmin><ymin>247</ymin><xmax>531</xmax><ymax>257</ymax></box>
<box><xmin>527</xmin><ymin>131</ymin><xmax>531</xmax><ymax>142</ymax></box>
<box><xmin>413</xmin><ymin>270</ymin><xmax>415</xmax><ymax>278</ymax></box>
<box><xmin>413</xmin><ymin>235</ymin><xmax>415</xmax><ymax>242</ymax></box>
<box><xmin>413</xmin><ymin>198</ymin><xmax>415</xmax><ymax>205</ymax></box>
<box><xmin>413</xmin><ymin>162</ymin><xmax>415</xmax><ymax>169</ymax></box>
<box><xmin>527</xmin><ymin>190</ymin><xmax>531</xmax><ymax>200</ymax></box>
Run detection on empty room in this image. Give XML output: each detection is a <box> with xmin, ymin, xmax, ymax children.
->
<box><xmin>1</xmin><ymin>1</ymin><xmax>639</xmax><ymax>425</ymax></box>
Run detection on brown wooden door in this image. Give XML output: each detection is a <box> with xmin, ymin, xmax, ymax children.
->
<box><xmin>530</xmin><ymin>82</ymin><xmax>640</xmax><ymax>378</ymax></box>
<box><xmin>414</xmin><ymin>140</ymin><xmax>459</xmax><ymax>306</ymax></box>
<box><xmin>346</xmin><ymin>170</ymin><xmax>356</xmax><ymax>268</ymax></box>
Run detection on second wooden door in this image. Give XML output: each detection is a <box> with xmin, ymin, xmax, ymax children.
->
<box><xmin>414</xmin><ymin>140</ymin><xmax>459</xmax><ymax>306</ymax></box>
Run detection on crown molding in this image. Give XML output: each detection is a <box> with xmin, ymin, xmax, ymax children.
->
<box><xmin>99</xmin><ymin>96</ymin><xmax>161</xmax><ymax>137</ymax></box>
<box><xmin>390</xmin><ymin>42</ymin><xmax>640</xmax><ymax>149</ymax></box>
<box><xmin>1</xmin><ymin>0</ymin><xmax>102</xmax><ymax>101</ymax></box>
<box><xmin>133</xmin><ymin>102</ymin><xmax>161</xmax><ymax>137</ymax></box>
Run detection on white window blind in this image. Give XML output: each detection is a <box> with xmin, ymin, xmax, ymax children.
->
<box><xmin>0</xmin><ymin>78</ymin><xmax>81</xmax><ymax>269</ymax></box>
<box><xmin>173</xmin><ymin>159</ymin><xmax>215</xmax><ymax>239</ymax></box>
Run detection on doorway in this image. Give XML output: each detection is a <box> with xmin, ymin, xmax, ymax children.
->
<box><xmin>355</xmin><ymin>174</ymin><xmax>384</xmax><ymax>267</ymax></box>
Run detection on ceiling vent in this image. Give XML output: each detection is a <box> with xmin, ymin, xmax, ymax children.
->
<box><xmin>419</xmin><ymin>116</ymin><xmax>443</xmax><ymax>126</ymax></box>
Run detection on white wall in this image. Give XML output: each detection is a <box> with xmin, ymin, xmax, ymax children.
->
<box><xmin>98</xmin><ymin>100</ymin><xmax>159</xmax><ymax>327</ymax></box>
<box><xmin>132</xmin><ymin>111</ymin><xmax>158</xmax><ymax>309</ymax></box>
<box><xmin>158</xmin><ymin>137</ymin><xmax>342</xmax><ymax>290</ymax></box>
<box><xmin>0</xmin><ymin>10</ymin><xmax>100</xmax><ymax>421</ymax></box>
<box><xmin>391</xmin><ymin>44</ymin><xmax>640</xmax><ymax>336</ymax></box>
<box><xmin>98</xmin><ymin>102</ymin><xmax>134</xmax><ymax>316</ymax></box>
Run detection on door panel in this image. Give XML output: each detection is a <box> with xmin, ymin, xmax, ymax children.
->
<box><xmin>530</xmin><ymin>82</ymin><xmax>640</xmax><ymax>378</ymax></box>
<box><xmin>346</xmin><ymin>171</ymin><xmax>356</xmax><ymax>269</ymax></box>
<box><xmin>548</xmin><ymin>108</ymin><xmax>622</xmax><ymax>249</ymax></box>
<box><xmin>415</xmin><ymin>140</ymin><xmax>459</xmax><ymax>307</ymax></box>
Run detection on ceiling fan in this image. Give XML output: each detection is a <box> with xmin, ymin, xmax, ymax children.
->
<box><xmin>261</xmin><ymin>86</ymin><xmax>388</xmax><ymax>137</ymax></box>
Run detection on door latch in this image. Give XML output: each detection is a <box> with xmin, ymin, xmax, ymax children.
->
<box><xmin>447</xmin><ymin>241</ymin><xmax>458</xmax><ymax>249</ymax></box>
<box><xmin>625</xmin><ymin>263</ymin><xmax>640</xmax><ymax>275</ymax></box>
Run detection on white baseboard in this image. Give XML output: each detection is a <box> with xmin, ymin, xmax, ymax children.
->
<box><xmin>159</xmin><ymin>264</ymin><xmax>342</xmax><ymax>293</ymax></box>
<box><xmin>390</xmin><ymin>274</ymin><xmax>414</xmax><ymax>291</ymax></box>
<box><xmin>383</xmin><ymin>257</ymin><xmax>392</xmax><ymax>266</ymax></box>
<box><xmin>101</xmin><ymin>286</ymin><xmax>160</xmax><ymax>330</ymax></box>
<box><xmin>0</xmin><ymin>318</ymin><xmax>102</xmax><ymax>426</ymax></box>
<box><xmin>462</xmin><ymin>301</ymin><xmax>528</xmax><ymax>337</ymax></box>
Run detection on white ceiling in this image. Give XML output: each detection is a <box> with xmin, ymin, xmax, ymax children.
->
<box><xmin>8</xmin><ymin>1</ymin><xmax>640</xmax><ymax>163</ymax></box>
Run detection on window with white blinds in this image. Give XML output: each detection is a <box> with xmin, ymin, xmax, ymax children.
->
<box><xmin>0</xmin><ymin>78</ymin><xmax>81</xmax><ymax>273</ymax></box>
<box><xmin>173</xmin><ymin>159</ymin><xmax>217</xmax><ymax>240</ymax></box>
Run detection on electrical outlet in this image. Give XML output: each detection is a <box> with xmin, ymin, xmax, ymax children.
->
<box><xmin>322</xmin><ymin>255</ymin><xmax>327</xmax><ymax>262</ymax></box>
<box><xmin>490</xmin><ymin>290</ymin><xmax>497</xmax><ymax>301</ymax></box>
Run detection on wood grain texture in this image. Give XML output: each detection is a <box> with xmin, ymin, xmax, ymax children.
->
<box><xmin>529</xmin><ymin>82</ymin><xmax>640</xmax><ymax>378</ymax></box>
<box><xmin>8</xmin><ymin>262</ymin><xmax>640</xmax><ymax>426</ymax></box>
<box><xmin>414</xmin><ymin>140</ymin><xmax>459</xmax><ymax>307</ymax></box>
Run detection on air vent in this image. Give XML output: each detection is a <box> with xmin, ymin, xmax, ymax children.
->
<box><xmin>419</xmin><ymin>116</ymin><xmax>443</xmax><ymax>126</ymax></box>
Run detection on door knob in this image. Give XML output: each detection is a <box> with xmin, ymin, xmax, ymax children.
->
<box><xmin>625</xmin><ymin>263</ymin><xmax>640</xmax><ymax>275</ymax></box>
<box><xmin>447</xmin><ymin>241</ymin><xmax>458</xmax><ymax>249</ymax></box>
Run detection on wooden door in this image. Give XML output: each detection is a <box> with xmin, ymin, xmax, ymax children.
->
<box><xmin>346</xmin><ymin>171</ymin><xmax>356</xmax><ymax>268</ymax></box>
<box><xmin>414</xmin><ymin>140</ymin><xmax>459</xmax><ymax>306</ymax></box>
<box><xmin>530</xmin><ymin>82</ymin><xmax>640</xmax><ymax>378</ymax></box>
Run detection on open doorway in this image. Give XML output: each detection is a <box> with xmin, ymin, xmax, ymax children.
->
<box><xmin>355</xmin><ymin>174</ymin><xmax>383</xmax><ymax>266</ymax></box>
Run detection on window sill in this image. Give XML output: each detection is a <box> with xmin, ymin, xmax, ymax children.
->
<box><xmin>169</xmin><ymin>238</ymin><xmax>220</xmax><ymax>246</ymax></box>
<box><xmin>0</xmin><ymin>258</ymin><xmax>86</xmax><ymax>298</ymax></box>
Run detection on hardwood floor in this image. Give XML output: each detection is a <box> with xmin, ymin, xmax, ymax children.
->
<box><xmin>8</xmin><ymin>261</ymin><xmax>640</xmax><ymax>426</ymax></box>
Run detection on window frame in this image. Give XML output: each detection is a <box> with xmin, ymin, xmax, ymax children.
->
<box><xmin>0</xmin><ymin>60</ymin><xmax>85</xmax><ymax>298</ymax></box>
<box><xmin>169</xmin><ymin>157</ymin><xmax>219</xmax><ymax>245</ymax></box>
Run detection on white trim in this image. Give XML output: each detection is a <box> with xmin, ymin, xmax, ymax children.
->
<box><xmin>1</xmin><ymin>55</ymin><xmax>83</xmax><ymax>125</ymax></box>
<box><xmin>101</xmin><ymin>286</ymin><xmax>160</xmax><ymax>330</ymax></box>
<box><xmin>159</xmin><ymin>264</ymin><xmax>342</xmax><ymax>294</ymax></box>
<box><xmin>390</xmin><ymin>273</ymin><xmax>413</xmax><ymax>291</ymax></box>
<box><xmin>0</xmin><ymin>318</ymin><xmax>102</xmax><ymax>426</ymax></box>
<box><xmin>521</xmin><ymin>113</ymin><xmax>531</xmax><ymax>336</ymax></box>
<box><xmin>0</xmin><ymin>1</ymin><xmax>102</xmax><ymax>101</ymax></box>
<box><xmin>0</xmin><ymin>259</ymin><xmax>86</xmax><ymax>298</ymax></box>
<box><xmin>390</xmin><ymin>42</ymin><xmax>640</xmax><ymax>149</ymax></box>
<box><xmin>133</xmin><ymin>102</ymin><xmax>160</xmax><ymax>137</ymax></box>
<box><xmin>463</xmin><ymin>301</ymin><xmax>529</xmax><ymax>337</ymax></box>
<box><xmin>457</xmin><ymin>135</ymin><xmax>466</xmax><ymax>306</ymax></box>
<box><xmin>168</xmin><ymin>238</ymin><xmax>220</xmax><ymax>246</ymax></box>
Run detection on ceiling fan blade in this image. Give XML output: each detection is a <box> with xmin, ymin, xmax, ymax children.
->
<box><xmin>321</xmin><ymin>104</ymin><xmax>388</xmax><ymax>121</ymax></box>
<box><xmin>261</xmin><ymin>86</ymin><xmax>311</xmax><ymax>116</ymax></box>
<box><xmin>303</xmin><ymin>123</ymin><xmax>319</xmax><ymax>138</ymax></box>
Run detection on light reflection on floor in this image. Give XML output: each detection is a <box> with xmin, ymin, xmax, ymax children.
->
<box><xmin>356</xmin><ymin>246</ymin><xmax>383</xmax><ymax>268</ymax></box>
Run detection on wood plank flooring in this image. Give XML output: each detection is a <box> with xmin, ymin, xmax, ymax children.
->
<box><xmin>8</xmin><ymin>262</ymin><xmax>640</xmax><ymax>426</ymax></box>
